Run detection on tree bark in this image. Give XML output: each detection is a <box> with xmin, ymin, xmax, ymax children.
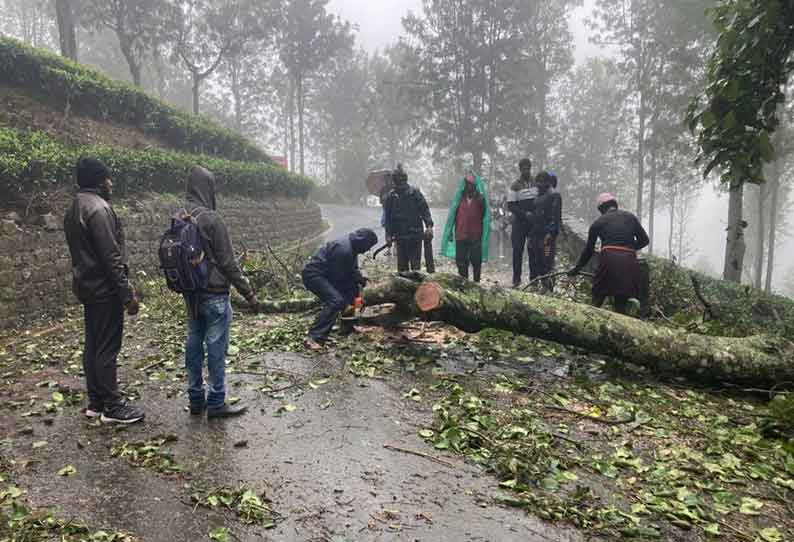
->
<box><xmin>648</xmin><ymin>149</ymin><xmax>656</xmax><ymax>254</ymax></box>
<box><xmin>288</xmin><ymin>78</ymin><xmax>296</xmax><ymax>172</ymax></box>
<box><xmin>118</xmin><ymin>35</ymin><xmax>142</xmax><ymax>87</ymax></box>
<box><xmin>297</xmin><ymin>74</ymin><xmax>305</xmax><ymax>176</ymax></box>
<box><xmin>191</xmin><ymin>73</ymin><xmax>200</xmax><ymax>115</ymax></box>
<box><xmin>636</xmin><ymin>90</ymin><xmax>646</xmax><ymax>222</ymax></box>
<box><xmin>668</xmin><ymin>181</ymin><xmax>676</xmax><ymax>260</ymax></box>
<box><xmin>765</xmin><ymin>167</ymin><xmax>780</xmax><ymax>292</ymax></box>
<box><xmin>754</xmin><ymin>182</ymin><xmax>766</xmax><ymax>289</ymax></box>
<box><xmin>367</xmin><ymin>273</ymin><xmax>794</xmax><ymax>388</ymax></box>
<box><xmin>55</xmin><ymin>0</ymin><xmax>78</xmax><ymax>62</ymax></box>
<box><xmin>723</xmin><ymin>180</ymin><xmax>745</xmax><ymax>282</ymax></box>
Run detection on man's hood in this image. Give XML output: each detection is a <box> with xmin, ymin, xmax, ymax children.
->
<box><xmin>349</xmin><ymin>228</ymin><xmax>378</xmax><ymax>255</ymax></box>
<box><xmin>186</xmin><ymin>166</ymin><xmax>216</xmax><ymax>210</ymax></box>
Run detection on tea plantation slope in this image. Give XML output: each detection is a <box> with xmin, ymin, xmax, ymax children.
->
<box><xmin>0</xmin><ymin>36</ymin><xmax>268</xmax><ymax>163</ymax></box>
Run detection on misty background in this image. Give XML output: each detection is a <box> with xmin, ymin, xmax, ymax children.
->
<box><xmin>1</xmin><ymin>0</ymin><xmax>791</xmax><ymax>293</ymax></box>
<box><xmin>327</xmin><ymin>0</ymin><xmax>789</xmax><ymax>292</ymax></box>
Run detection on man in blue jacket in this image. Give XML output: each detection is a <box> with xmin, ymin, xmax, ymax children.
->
<box><xmin>302</xmin><ymin>228</ymin><xmax>378</xmax><ymax>349</ymax></box>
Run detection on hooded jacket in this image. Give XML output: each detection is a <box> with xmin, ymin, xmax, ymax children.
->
<box><xmin>64</xmin><ymin>188</ymin><xmax>134</xmax><ymax>305</ymax></box>
<box><xmin>302</xmin><ymin>229</ymin><xmax>378</xmax><ymax>294</ymax></box>
<box><xmin>441</xmin><ymin>175</ymin><xmax>492</xmax><ymax>262</ymax></box>
<box><xmin>186</xmin><ymin>166</ymin><xmax>254</xmax><ymax>299</ymax></box>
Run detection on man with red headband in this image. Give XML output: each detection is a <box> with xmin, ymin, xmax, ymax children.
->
<box><xmin>568</xmin><ymin>193</ymin><xmax>649</xmax><ymax>314</ymax></box>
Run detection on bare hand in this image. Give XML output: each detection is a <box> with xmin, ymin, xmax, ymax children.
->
<box><xmin>126</xmin><ymin>295</ymin><xmax>140</xmax><ymax>316</ymax></box>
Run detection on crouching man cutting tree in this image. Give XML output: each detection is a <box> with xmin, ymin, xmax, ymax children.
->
<box><xmin>568</xmin><ymin>193</ymin><xmax>649</xmax><ymax>315</ymax></box>
<box><xmin>302</xmin><ymin>229</ymin><xmax>378</xmax><ymax>350</ymax></box>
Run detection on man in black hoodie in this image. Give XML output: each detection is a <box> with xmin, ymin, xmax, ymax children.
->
<box><xmin>383</xmin><ymin>164</ymin><xmax>433</xmax><ymax>272</ymax></box>
<box><xmin>302</xmin><ymin>228</ymin><xmax>378</xmax><ymax>349</ymax></box>
<box><xmin>184</xmin><ymin>166</ymin><xmax>259</xmax><ymax>418</ymax></box>
<box><xmin>64</xmin><ymin>158</ymin><xmax>144</xmax><ymax>424</ymax></box>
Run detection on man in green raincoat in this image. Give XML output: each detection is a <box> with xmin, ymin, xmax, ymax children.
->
<box><xmin>441</xmin><ymin>171</ymin><xmax>492</xmax><ymax>282</ymax></box>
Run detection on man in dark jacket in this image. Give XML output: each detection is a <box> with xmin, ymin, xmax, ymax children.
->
<box><xmin>531</xmin><ymin>171</ymin><xmax>563</xmax><ymax>292</ymax></box>
<box><xmin>184</xmin><ymin>166</ymin><xmax>259</xmax><ymax>418</ymax></box>
<box><xmin>383</xmin><ymin>164</ymin><xmax>433</xmax><ymax>272</ymax></box>
<box><xmin>568</xmin><ymin>193</ymin><xmax>649</xmax><ymax>314</ymax></box>
<box><xmin>508</xmin><ymin>158</ymin><xmax>539</xmax><ymax>287</ymax></box>
<box><xmin>302</xmin><ymin>228</ymin><xmax>378</xmax><ymax>349</ymax></box>
<box><xmin>64</xmin><ymin>158</ymin><xmax>144</xmax><ymax>424</ymax></box>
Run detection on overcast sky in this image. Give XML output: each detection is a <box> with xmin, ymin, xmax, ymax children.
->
<box><xmin>327</xmin><ymin>0</ymin><xmax>603</xmax><ymax>63</ymax></box>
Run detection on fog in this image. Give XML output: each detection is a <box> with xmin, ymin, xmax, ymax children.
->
<box><xmin>327</xmin><ymin>0</ymin><xmax>789</xmax><ymax>288</ymax></box>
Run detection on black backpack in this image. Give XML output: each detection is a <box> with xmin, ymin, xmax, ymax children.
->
<box><xmin>158</xmin><ymin>211</ymin><xmax>209</xmax><ymax>294</ymax></box>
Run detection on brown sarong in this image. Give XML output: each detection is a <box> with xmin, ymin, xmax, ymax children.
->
<box><xmin>593</xmin><ymin>246</ymin><xmax>640</xmax><ymax>299</ymax></box>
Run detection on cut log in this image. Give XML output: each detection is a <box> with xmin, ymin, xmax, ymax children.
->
<box><xmin>368</xmin><ymin>273</ymin><xmax>794</xmax><ymax>388</ymax></box>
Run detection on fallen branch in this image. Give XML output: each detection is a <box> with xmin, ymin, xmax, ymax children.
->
<box><xmin>521</xmin><ymin>270</ymin><xmax>593</xmax><ymax>291</ymax></box>
<box><xmin>690</xmin><ymin>273</ymin><xmax>716</xmax><ymax>321</ymax></box>
<box><xmin>383</xmin><ymin>444</ymin><xmax>457</xmax><ymax>468</ymax></box>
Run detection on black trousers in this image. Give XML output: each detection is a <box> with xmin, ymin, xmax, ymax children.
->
<box><xmin>303</xmin><ymin>273</ymin><xmax>355</xmax><ymax>342</ymax></box>
<box><xmin>511</xmin><ymin>223</ymin><xmax>533</xmax><ymax>285</ymax></box>
<box><xmin>396</xmin><ymin>239</ymin><xmax>422</xmax><ymax>272</ymax></box>
<box><xmin>83</xmin><ymin>300</ymin><xmax>124</xmax><ymax>408</ymax></box>
<box><xmin>530</xmin><ymin>234</ymin><xmax>557</xmax><ymax>291</ymax></box>
<box><xmin>456</xmin><ymin>239</ymin><xmax>482</xmax><ymax>282</ymax></box>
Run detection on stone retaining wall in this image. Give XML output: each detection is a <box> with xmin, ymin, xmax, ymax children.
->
<box><xmin>0</xmin><ymin>195</ymin><xmax>324</xmax><ymax>329</ymax></box>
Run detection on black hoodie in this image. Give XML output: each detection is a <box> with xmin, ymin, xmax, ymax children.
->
<box><xmin>186</xmin><ymin>166</ymin><xmax>253</xmax><ymax>299</ymax></box>
<box><xmin>303</xmin><ymin>229</ymin><xmax>378</xmax><ymax>293</ymax></box>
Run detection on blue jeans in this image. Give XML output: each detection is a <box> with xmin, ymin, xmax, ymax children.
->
<box><xmin>184</xmin><ymin>294</ymin><xmax>232</xmax><ymax>409</ymax></box>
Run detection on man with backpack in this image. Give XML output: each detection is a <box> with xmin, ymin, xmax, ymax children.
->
<box><xmin>179</xmin><ymin>166</ymin><xmax>260</xmax><ymax>418</ymax></box>
<box><xmin>64</xmin><ymin>158</ymin><xmax>144</xmax><ymax>424</ymax></box>
<box><xmin>383</xmin><ymin>164</ymin><xmax>434</xmax><ymax>272</ymax></box>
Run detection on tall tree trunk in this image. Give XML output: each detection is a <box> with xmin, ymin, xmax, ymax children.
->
<box><xmin>765</xmin><ymin>164</ymin><xmax>780</xmax><ymax>292</ymax></box>
<box><xmin>288</xmin><ymin>78</ymin><xmax>296</xmax><ymax>172</ymax></box>
<box><xmin>119</xmin><ymin>36</ymin><xmax>142</xmax><ymax>87</ymax></box>
<box><xmin>297</xmin><ymin>75</ymin><xmax>305</xmax><ymax>176</ymax></box>
<box><xmin>472</xmin><ymin>150</ymin><xmax>483</xmax><ymax>175</ymax></box>
<box><xmin>55</xmin><ymin>0</ymin><xmax>78</xmax><ymax>62</ymax></box>
<box><xmin>636</xmin><ymin>91</ymin><xmax>646</xmax><ymax>222</ymax></box>
<box><xmin>648</xmin><ymin>149</ymin><xmax>656</xmax><ymax>254</ymax></box>
<box><xmin>723</xmin><ymin>180</ymin><xmax>746</xmax><ymax>282</ymax></box>
<box><xmin>538</xmin><ymin>68</ymin><xmax>548</xmax><ymax>169</ymax></box>
<box><xmin>230</xmin><ymin>60</ymin><xmax>243</xmax><ymax>132</ymax></box>
<box><xmin>192</xmin><ymin>73</ymin><xmax>201</xmax><ymax>115</ymax></box>
<box><xmin>668</xmin><ymin>182</ymin><xmax>676</xmax><ymax>260</ymax></box>
<box><xmin>754</xmin><ymin>182</ymin><xmax>767</xmax><ymax>289</ymax></box>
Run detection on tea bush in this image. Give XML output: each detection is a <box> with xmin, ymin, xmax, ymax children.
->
<box><xmin>0</xmin><ymin>128</ymin><xmax>313</xmax><ymax>199</ymax></box>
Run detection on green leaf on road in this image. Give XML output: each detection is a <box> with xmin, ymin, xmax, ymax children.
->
<box><xmin>57</xmin><ymin>465</ymin><xmax>76</xmax><ymax>476</ymax></box>
<box><xmin>208</xmin><ymin>527</ymin><xmax>230</xmax><ymax>542</ymax></box>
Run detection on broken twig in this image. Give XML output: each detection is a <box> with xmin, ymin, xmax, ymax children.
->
<box><xmin>383</xmin><ymin>444</ymin><xmax>457</xmax><ymax>468</ymax></box>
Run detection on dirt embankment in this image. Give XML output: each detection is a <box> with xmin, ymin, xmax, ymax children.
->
<box><xmin>0</xmin><ymin>85</ymin><xmax>170</xmax><ymax>151</ymax></box>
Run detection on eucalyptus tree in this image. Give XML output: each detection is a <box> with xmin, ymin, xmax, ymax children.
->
<box><xmin>688</xmin><ymin>0</ymin><xmax>794</xmax><ymax>282</ymax></box>
<box><xmin>82</xmin><ymin>0</ymin><xmax>174</xmax><ymax>86</ymax></box>
<box><xmin>278</xmin><ymin>0</ymin><xmax>354</xmax><ymax>175</ymax></box>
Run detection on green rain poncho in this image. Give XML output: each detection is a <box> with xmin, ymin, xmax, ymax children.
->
<box><xmin>441</xmin><ymin>174</ymin><xmax>492</xmax><ymax>262</ymax></box>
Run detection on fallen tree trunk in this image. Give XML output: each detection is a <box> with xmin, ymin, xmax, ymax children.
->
<box><xmin>366</xmin><ymin>273</ymin><xmax>794</xmax><ymax>388</ymax></box>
